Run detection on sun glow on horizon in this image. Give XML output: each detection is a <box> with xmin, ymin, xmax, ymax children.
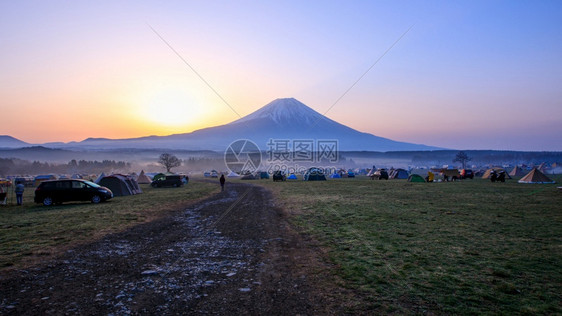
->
<box><xmin>137</xmin><ymin>88</ymin><xmax>202</xmax><ymax>127</ymax></box>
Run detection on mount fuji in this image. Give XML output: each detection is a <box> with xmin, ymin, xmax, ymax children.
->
<box><xmin>13</xmin><ymin>98</ymin><xmax>441</xmax><ymax>151</ymax></box>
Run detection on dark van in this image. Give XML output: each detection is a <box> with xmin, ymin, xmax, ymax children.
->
<box><xmin>150</xmin><ymin>175</ymin><xmax>183</xmax><ymax>188</ymax></box>
<box><xmin>34</xmin><ymin>179</ymin><xmax>113</xmax><ymax>206</ymax></box>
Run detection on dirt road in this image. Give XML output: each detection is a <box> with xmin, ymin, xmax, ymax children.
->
<box><xmin>0</xmin><ymin>183</ymin><xmax>354</xmax><ymax>315</ymax></box>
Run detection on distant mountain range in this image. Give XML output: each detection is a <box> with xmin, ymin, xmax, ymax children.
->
<box><xmin>1</xmin><ymin>98</ymin><xmax>441</xmax><ymax>152</ymax></box>
<box><xmin>0</xmin><ymin>135</ymin><xmax>29</xmax><ymax>148</ymax></box>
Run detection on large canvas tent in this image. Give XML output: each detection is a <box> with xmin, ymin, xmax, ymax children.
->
<box><xmin>98</xmin><ymin>174</ymin><xmax>142</xmax><ymax>196</ymax></box>
<box><xmin>227</xmin><ymin>171</ymin><xmax>240</xmax><ymax>178</ymax></box>
<box><xmin>304</xmin><ymin>168</ymin><xmax>326</xmax><ymax>181</ymax></box>
<box><xmin>124</xmin><ymin>175</ymin><xmax>142</xmax><ymax>194</ymax></box>
<box><xmin>482</xmin><ymin>168</ymin><xmax>511</xmax><ymax>179</ymax></box>
<box><xmin>518</xmin><ymin>168</ymin><xmax>555</xmax><ymax>184</ymax></box>
<box><xmin>509</xmin><ymin>166</ymin><xmax>526</xmax><ymax>177</ymax></box>
<box><xmin>136</xmin><ymin>170</ymin><xmax>152</xmax><ymax>184</ymax></box>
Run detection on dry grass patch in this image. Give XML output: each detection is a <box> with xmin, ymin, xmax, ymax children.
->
<box><xmin>0</xmin><ymin>180</ymin><xmax>219</xmax><ymax>270</ymax></box>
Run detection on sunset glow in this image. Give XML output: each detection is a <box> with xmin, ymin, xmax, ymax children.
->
<box><xmin>1</xmin><ymin>1</ymin><xmax>561</xmax><ymax>150</ymax></box>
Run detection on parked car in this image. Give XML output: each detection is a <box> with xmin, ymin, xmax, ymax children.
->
<box><xmin>34</xmin><ymin>179</ymin><xmax>113</xmax><ymax>206</ymax></box>
<box><xmin>460</xmin><ymin>169</ymin><xmax>474</xmax><ymax>179</ymax></box>
<box><xmin>151</xmin><ymin>175</ymin><xmax>183</xmax><ymax>188</ymax></box>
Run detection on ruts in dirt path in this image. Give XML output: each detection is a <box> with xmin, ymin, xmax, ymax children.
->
<box><xmin>0</xmin><ymin>183</ymin><xmax>350</xmax><ymax>315</ymax></box>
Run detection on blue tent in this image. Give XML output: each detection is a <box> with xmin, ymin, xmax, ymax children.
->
<box><xmin>330</xmin><ymin>173</ymin><xmax>341</xmax><ymax>178</ymax></box>
<box><xmin>287</xmin><ymin>174</ymin><xmax>298</xmax><ymax>180</ymax></box>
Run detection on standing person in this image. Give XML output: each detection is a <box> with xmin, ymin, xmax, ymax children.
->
<box><xmin>219</xmin><ymin>174</ymin><xmax>225</xmax><ymax>191</ymax></box>
<box><xmin>15</xmin><ymin>181</ymin><xmax>25</xmax><ymax>206</ymax></box>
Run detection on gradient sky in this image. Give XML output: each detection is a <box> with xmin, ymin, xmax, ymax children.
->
<box><xmin>1</xmin><ymin>1</ymin><xmax>561</xmax><ymax>151</ymax></box>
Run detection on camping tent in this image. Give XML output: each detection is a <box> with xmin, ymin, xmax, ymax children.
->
<box><xmin>304</xmin><ymin>168</ymin><xmax>326</xmax><ymax>181</ymax></box>
<box><xmin>287</xmin><ymin>174</ymin><xmax>298</xmax><ymax>180</ymax></box>
<box><xmin>410</xmin><ymin>169</ymin><xmax>429</xmax><ymax>177</ymax></box>
<box><xmin>518</xmin><ymin>168</ymin><xmax>555</xmax><ymax>184</ymax></box>
<box><xmin>94</xmin><ymin>172</ymin><xmax>106</xmax><ymax>184</ymax></box>
<box><xmin>390</xmin><ymin>168</ymin><xmax>409</xmax><ymax>179</ymax></box>
<box><xmin>136</xmin><ymin>170</ymin><xmax>152</xmax><ymax>184</ymax></box>
<box><xmin>241</xmin><ymin>174</ymin><xmax>257</xmax><ymax>180</ymax></box>
<box><xmin>98</xmin><ymin>174</ymin><xmax>142</xmax><ymax>196</ymax></box>
<box><xmin>366</xmin><ymin>165</ymin><xmax>377</xmax><ymax>177</ymax></box>
<box><xmin>122</xmin><ymin>175</ymin><xmax>142</xmax><ymax>194</ymax></box>
<box><xmin>482</xmin><ymin>168</ymin><xmax>511</xmax><ymax>179</ymax></box>
<box><xmin>408</xmin><ymin>174</ymin><xmax>426</xmax><ymax>183</ymax></box>
<box><xmin>329</xmin><ymin>173</ymin><xmax>341</xmax><ymax>179</ymax></box>
<box><xmin>152</xmin><ymin>173</ymin><xmax>167</xmax><ymax>181</ymax></box>
<box><xmin>259</xmin><ymin>172</ymin><xmax>270</xmax><ymax>179</ymax></box>
<box><xmin>336</xmin><ymin>169</ymin><xmax>347</xmax><ymax>178</ymax></box>
<box><xmin>509</xmin><ymin>166</ymin><xmax>526</xmax><ymax>177</ymax></box>
<box><xmin>227</xmin><ymin>171</ymin><xmax>239</xmax><ymax>178</ymax></box>
<box><xmin>34</xmin><ymin>174</ymin><xmax>57</xmax><ymax>186</ymax></box>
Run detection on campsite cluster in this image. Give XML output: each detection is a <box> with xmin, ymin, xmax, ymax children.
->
<box><xmin>201</xmin><ymin>163</ymin><xmax>558</xmax><ymax>184</ymax></box>
<box><xmin>1</xmin><ymin>161</ymin><xmax>558</xmax><ymax>206</ymax></box>
<box><xmin>0</xmin><ymin>171</ymin><xmax>191</xmax><ymax>206</ymax></box>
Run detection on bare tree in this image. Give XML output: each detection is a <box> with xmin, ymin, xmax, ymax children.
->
<box><xmin>158</xmin><ymin>153</ymin><xmax>181</xmax><ymax>172</ymax></box>
<box><xmin>453</xmin><ymin>151</ymin><xmax>472</xmax><ymax>169</ymax></box>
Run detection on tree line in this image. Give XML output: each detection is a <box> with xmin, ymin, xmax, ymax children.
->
<box><xmin>0</xmin><ymin>158</ymin><xmax>131</xmax><ymax>177</ymax></box>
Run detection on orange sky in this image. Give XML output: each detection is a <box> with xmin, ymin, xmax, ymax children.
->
<box><xmin>1</xmin><ymin>1</ymin><xmax>561</xmax><ymax>150</ymax></box>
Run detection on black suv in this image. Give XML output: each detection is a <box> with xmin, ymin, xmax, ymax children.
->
<box><xmin>151</xmin><ymin>175</ymin><xmax>183</xmax><ymax>188</ymax></box>
<box><xmin>34</xmin><ymin>179</ymin><xmax>113</xmax><ymax>206</ymax></box>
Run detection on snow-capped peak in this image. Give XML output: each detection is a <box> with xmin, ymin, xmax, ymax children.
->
<box><xmin>230</xmin><ymin>98</ymin><xmax>331</xmax><ymax>126</ymax></box>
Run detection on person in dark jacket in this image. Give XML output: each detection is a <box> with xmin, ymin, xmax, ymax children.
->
<box><xmin>219</xmin><ymin>174</ymin><xmax>225</xmax><ymax>191</ymax></box>
<box><xmin>15</xmin><ymin>181</ymin><xmax>25</xmax><ymax>205</ymax></box>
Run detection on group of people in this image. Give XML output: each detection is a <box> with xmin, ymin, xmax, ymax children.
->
<box><xmin>0</xmin><ymin>181</ymin><xmax>25</xmax><ymax>206</ymax></box>
<box><xmin>490</xmin><ymin>170</ymin><xmax>507</xmax><ymax>182</ymax></box>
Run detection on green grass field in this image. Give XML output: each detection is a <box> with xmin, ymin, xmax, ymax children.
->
<box><xmin>0</xmin><ymin>181</ymin><xmax>219</xmax><ymax>269</ymax></box>
<box><xmin>1</xmin><ymin>175</ymin><xmax>561</xmax><ymax>314</ymax></box>
<box><xmin>257</xmin><ymin>176</ymin><xmax>562</xmax><ymax>314</ymax></box>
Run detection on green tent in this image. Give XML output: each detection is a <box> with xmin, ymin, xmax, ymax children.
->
<box><xmin>153</xmin><ymin>172</ymin><xmax>176</xmax><ymax>181</ymax></box>
<box><xmin>408</xmin><ymin>174</ymin><xmax>426</xmax><ymax>183</ymax></box>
